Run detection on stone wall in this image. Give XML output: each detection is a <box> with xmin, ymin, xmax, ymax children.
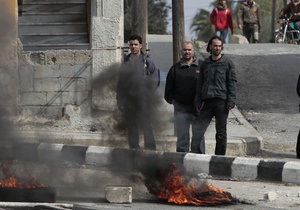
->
<box><xmin>16</xmin><ymin>0</ymin><xmax>124</xmax><ymax>119</ymax></box>
<box><xmin>18</xmin><ymin>50</ymin><xmax>92</xmax><ymax>117</ymax></box>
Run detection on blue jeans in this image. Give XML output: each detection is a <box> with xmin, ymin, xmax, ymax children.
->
<box><xmin>289</xmin><ymin>21</ymin><xmax>300</xmax><ymax>39</ymax></box>
<box><xmin>193</xmin><ymin>98</ymin><xmax>229</xmax><ymax>155</ymax></box>
<box><xmin>216</xmin><ymin>28</ymin><xmax>229</xmax><ymax>44</ymax></box>
<box><xmin>173</xmin><ymin>100</ymin><xmax>204</xmax><ymax>153</ymax></box>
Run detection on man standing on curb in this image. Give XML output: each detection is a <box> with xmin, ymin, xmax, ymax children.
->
<box><xmin>296</xmin><ymin>74</ymin><xmax>300</xmax><ymax>158</ymax></box>
<box><xmin>195</xmin><ymin>36</ymin><xmax>237</xmax><ymax>155</ymax></box>
<box><xmin>237</xmin><ymin>0</ymin><xmax>261</xmax><ymax>43</ymax></box>
<box><xmin>116</xmin><ymin>35</ymin><xmax>160</xmax><ymax>150</ymax></box>
<box><xmin>164</xmin><ymin>41</ymin><xmax>204</xmax><ymax>153</ymax></box>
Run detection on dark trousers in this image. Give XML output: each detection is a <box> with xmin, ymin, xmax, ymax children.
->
<box><xmin>243</xmin><ymin>24</ymin><xmax>259</xmax><ymax>43</ymax></box>
<box><xmin>124</xmin><ymin>109</ymin><xmax>156</xmax><ymax>150</ymax></box>
<box><xmin>173</xmin><ymin>100</ymin><xmax>204</xmax><ymax>153</ymax></box>
<box><xmin>193</xmin><ymin>98</ymin><xmax>229</xmax><ymax>155</ymax></box>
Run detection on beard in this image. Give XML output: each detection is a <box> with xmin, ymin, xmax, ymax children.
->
<box><xmin>212</xmin><ymin>50</ymin><xmax>221</xmax><ymax>56</ymax></box>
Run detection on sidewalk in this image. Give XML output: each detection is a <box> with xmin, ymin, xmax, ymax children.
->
<box><xmin>5</xmin><ymin>107</ymin><xmax>300</xmax><ymax>185</ymax></box>
<box><xmin>15</xmin><ymin>107</ymin><xmax>263</xmax><ymax>156</ymax></box>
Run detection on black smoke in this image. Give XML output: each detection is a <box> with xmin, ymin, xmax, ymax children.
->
<box><xmin>92</xmin><ymin>61</ymin><xmax>164</xmax><ymax>146</ymax></box>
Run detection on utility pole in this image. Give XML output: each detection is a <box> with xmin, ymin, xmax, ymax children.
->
<box><xmin>271</xmin><ymin>0</ymin><xmax>277</xmax><ymax>42</ymax></box>
<box><xmin>172</xmin><ymin>0</ymin><xmax>184</xmax><ymax>64</ymax></box>
<box><xmin>132</xmin><ymin>0</ymin><xmax>148</xmax><ymax>52</ymax></box>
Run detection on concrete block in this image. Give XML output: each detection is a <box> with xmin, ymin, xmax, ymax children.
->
<box><xmin>38</xmin><ymin>143</ymin><xmax>64</xmax><ymax>162</ymax></box>
<box><xmin>86</xmin><ymin>146</ymin><xmax>112</xmax><ymax>166</ymax></box>
<box><xmin>184</xmin><ymin>153</ymin><xmax>212</xmax><ymax>176</ymax></box>
<box><xmin>33</xmin><ymin>65</ymin><xmax>60</xmax><ymax>79</ymax></box>
<box><xmin>19</xmin><ymin>92</ymin><xmax>47</xmax><ymax>105</ymax></box>
<box><xmin>62</xmin><ymin>77</ymin><xmax>87</xmax><ymax>91</ymax></box>
<box><xmin>232</xmin><ymin>157</ymin><xmax>260</xmax><ymax>180</ymax></box>
<box><xmin>45</xmin><ymin>51</ymin><xmax>75</xmax><ymax>65</ymax></box>
<box><xmin>105</xmin><ymin>186</ymin><xmax>132</xmax><ymax>203</ymax></box>
<box><xmin>19</xmin><ymin>65</ymin><xmax>34</xmax><ymax>91</ymax></box>
<box><xmin>264</xmin><ymin>191</ymin><xmax>277</xmax><ymax>201</ymax></box>
<box><xmin>282</xmin><ymin>162</ymin><xmax>300</xmax><ymax>184</ymax></box>
<box><xmin>34</xmin><ymin>78</ymin><xmax>61</xmax><ymax>92</ymax></box>
<box><xmin>226</xmin><ymin>139</ymin><xmax>247</xmax><ymax>156</ymax></box>
<box><xmin>230</xmin><ymin>34</ymin><xmax>249</xmax><ymax>44</ymax></box>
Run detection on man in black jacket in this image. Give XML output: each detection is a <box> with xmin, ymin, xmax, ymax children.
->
<box><xmin>164</xmin><ymin>41</ymin><xmax>204</xmax><ymax>153</ymax></box>
<box><xmin>195</xmin><ymin>36</ymin><xmax>237</xmax><ymax>155</ymax></box>
<box><xmin>296</xmin><ymin>74</ymin><xmax>300</xmax><ymax>158</ymax></box>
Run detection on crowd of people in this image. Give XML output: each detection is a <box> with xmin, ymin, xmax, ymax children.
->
<box><xmin>210</xmin><ymin>0</ymin><xmax>300</xmax><ymax>44</ymax></box>
<box><xmin>117</xmin><ymin>34</ymin><xmax>237</xmax><ymax>156</ymax></box>
<box><xmin>116</xmin><ymin>0</ymin><xmax>299</xmax><ymax>158</ymax></box>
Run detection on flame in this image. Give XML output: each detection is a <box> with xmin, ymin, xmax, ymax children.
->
<box><xmin>0</xmin><ymin>176</ymin><xmax>47</xmax><ymax>189</ymax></box>
<box><xmin>148</xmin><ymin>163</ymin><xmax>236</xmax><ymax>205</ymax></box>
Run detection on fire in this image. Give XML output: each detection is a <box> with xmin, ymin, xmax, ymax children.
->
<box><xmin>0</xmin><ymin>176</ymin><xmax>48</xmax><ymax>189</ymax></box>
<box><xmin>147</xmin><ymin>163</ymin><xmax>237</xmax><ymax>206</ymax></box>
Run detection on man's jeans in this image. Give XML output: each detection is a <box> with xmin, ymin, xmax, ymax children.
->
<box><xmin>216</xmin><ymin>28</ymin><xmax>229</xmax><ymax>44</ymax></box>
<box><xmin>173</xmin><ymin>100</ymin><xmax>204</xmax><ymax>153</ymax></box>
<box><xmin>193</xmin><ymin>98</ymin><xmax>229</xmax><ymax>155</ymax></box>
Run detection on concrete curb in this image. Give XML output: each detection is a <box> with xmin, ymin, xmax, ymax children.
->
<box><xmin>14</xmin><ymin>130</ymin><xmax>260</xmax><ymax>156</ymax></box>
<box><xmin>4</xmin><ymin>143</ymin><xmax>300</xmax><ymax>185</ymax></box>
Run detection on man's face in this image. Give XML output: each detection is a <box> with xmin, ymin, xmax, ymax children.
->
<box><xmin>181</xmin><ymin>43</ymin><xmax>194</xmax><ymax>61</ymax></box>
<box><xmin>247</xmin><ymin>0</ymin><xmax>253</xmax><ymax>4</ymax></box>
<box><xmin>129</xmin><ymin>39</ymin><xmax>142</xmax><ymax>55</ymax></box>
<box><xmin>219</xmin><ymin>0</ymin><xmax>226</xmax><ymax>5</ymax></box>
<box><xmin>210</xmin><ymin>39</ymin><xmax>223</xmax><ymax>56</ymax></box>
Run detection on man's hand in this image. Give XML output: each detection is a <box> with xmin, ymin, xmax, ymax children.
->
<box><xmin>237</xmin><ymin>23</ymin><xmax>242</xmax><ymax>29</ymax></box>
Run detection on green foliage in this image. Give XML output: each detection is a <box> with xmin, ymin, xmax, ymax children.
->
<box><xmin>124</xmin><ymin>0</ymin><xmax>170</xmax><ymax>36</ymax></box>
<box><xmin>190</xmin><ymin>9</ymin><xmax>214</xmax><ymax>42</ymax></box>
<box><xmin>148</xmin><ymin>0</ymin><xmax>170</xmax><ymax>34</ymax></box>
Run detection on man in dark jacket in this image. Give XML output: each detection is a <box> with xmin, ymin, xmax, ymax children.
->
<box><xmin>296</xmin><ymin>74</ymin><xmax>300</xmax><ymax>158</ymax></box>
<box><xmin>237</xmin><ymin>0</ymin><xmax>261</xmax><ymax>43</ymax></box>
<box><xmin>279</xmin><ymin>0</ymin><xmax>300</xmax><ymax>40</ymax></box>
<box><xmin>116</xmin><ymin>35</ymin><xmax>160</xmax><ymax>150</ymax></box>
<box><xmin>164</xmin><ymin>41</ymin><xmax>204</xmax><ymax>153</ymax></box>
<box><xmin>195</xmin><ymin>36</ymin><xmax>237</xmax><ymax>155</ymax></box>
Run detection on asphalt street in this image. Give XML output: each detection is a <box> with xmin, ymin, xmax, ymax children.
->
<box><xmin>1</xmin><ymin>41</ymin><xmax>300</xmax><ymax>209</ymax></box>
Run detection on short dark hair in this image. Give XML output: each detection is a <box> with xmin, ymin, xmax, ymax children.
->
<box><xmin>129</xmin><ymin>35</ymin><xmax>142</xmax><ymax>44</ymax></box>
<box><xmin>206</xmin><ymin>35</ymin><xmax>223</xmax><ymax>53</ymax></box>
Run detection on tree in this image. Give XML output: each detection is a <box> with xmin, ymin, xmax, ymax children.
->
<box><xmin>124</xmin><ymin>0</ymin><xmax>170</xmax><ymax>40</ymax></box>
<box><xmin>190</xmin><ymin>9</ymin><xmax>214</xmax><ymax>42</ymax></box>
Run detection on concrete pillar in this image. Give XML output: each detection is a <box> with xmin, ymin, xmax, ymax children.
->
<box><xmin>91</xmin><ymin>0</ymin><xmax>123</xmax><ymax>111</ymax></box>
<box><xmin>0</xmin><ymin>0</ymin><xmax>18</xmax><ymax>115</ymax></box>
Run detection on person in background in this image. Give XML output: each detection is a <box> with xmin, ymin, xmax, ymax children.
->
<box><xmin>116</xmin><ymin>34</ymin><xmax>160</xmax><ymax>150</ymax></box>
<box><xmin>210</xmin><ymin>0</ymin><xmax>234</xmax><ymax>44</ymax></box>
<box><xmin>279</xmin><ymin>0</ymin><xmax>300</xmax><ymax>41</ymax></box>
<box><xmin>195</xmin><ymin>36</ymin><xmax>237</xmax><ymax>155</ymax></box>
<box><xmin>164</xmin><ymin>41</ymin><xmax>204</xmax><ymax>153</ymax></box>
<box><xmin>296</xmin><ymin>74</ymin><xmax>300</xmax><ymax>158</ymax></box>
<box><xmin>237</xmin><ymin>0</ymin><xmax>261</xmax><ymax>43</ymax></box>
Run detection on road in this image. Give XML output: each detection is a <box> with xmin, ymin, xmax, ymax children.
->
<box><xmin>222</xmin><ymin>44</ymin><xmax>300</xmax><ymax>157</ymax></box>
<box><xmin>2</xmin><ymin>43</ymin><xmax>299</xmax><ymax>210</ymax></box>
